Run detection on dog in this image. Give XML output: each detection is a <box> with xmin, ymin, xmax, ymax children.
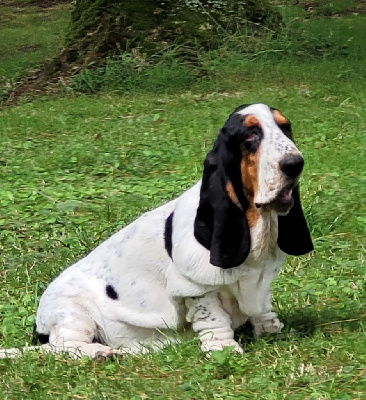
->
<box><xmin>0</xmin><ymin>103</ymin><xmax>313</xmax><ymax>359</ymax></box>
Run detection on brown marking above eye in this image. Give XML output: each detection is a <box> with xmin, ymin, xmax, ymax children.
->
<box><xmin>273</xmin><ymin>109</ymin><xmax>288</xmax><ymax>125</ymax></box>
<box><xmin>244</xmin><ymin>115</ymin><xmax>261</xmax><ymax>128</ymax></box>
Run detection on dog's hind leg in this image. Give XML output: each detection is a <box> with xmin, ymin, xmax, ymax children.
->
<box><xmin>0</xmin><ymin>342</ymin><xmax>126</xmax><ymax>360</ymax></box>
<box><xmin>46</xmin><ymin>319</ymin><xmax>127</xmax><ymax>359</ymax></box>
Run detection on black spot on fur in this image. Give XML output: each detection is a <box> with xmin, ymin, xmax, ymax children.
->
<box><xmin>164</xmin><ymin>212</ymin><xmax>174</xmax><ymax>259</ymax></box>
<box><xmin>32</xmin><ymin>324</ymin><xmax>49</xmax><ymax>345</ymax></box>
<box><xmin>106</xmin><ymin>284</ymin><xmax>119</xmax><ymax>300</ymax></box>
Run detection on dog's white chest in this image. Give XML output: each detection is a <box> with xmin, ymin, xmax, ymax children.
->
<box><xmin>249</xmin><ymin>211</ymin><xmax>279</xmax><ymax>261</ymax></box>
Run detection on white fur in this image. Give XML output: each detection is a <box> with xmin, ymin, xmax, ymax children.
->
<box><xmin>0</xmin><ymin>104</ymin><xmax>297</xmax><ymax>359</ymax></box>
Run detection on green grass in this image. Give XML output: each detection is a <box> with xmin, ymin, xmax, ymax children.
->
<box><xmin>0</xmin><ymin>2</ymin><xmax>365</xmax><ymax>399</ymax></box>
<box><xmin>0</xmin><ymin>2</ymin><xmax>71</xmax><ymax>98</ymax></box>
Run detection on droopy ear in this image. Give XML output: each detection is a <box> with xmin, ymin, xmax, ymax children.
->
<box><xmin>194</xmin><ymin>133</ymin><xmax>251</xmax><ymax>269</ymax></box>
<box><xmin>277</xmin><ymin>185</ymin><xmax>314</xmax><ymax>256</ymax></box>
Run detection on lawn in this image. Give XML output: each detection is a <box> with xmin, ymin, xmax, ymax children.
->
<box><xmin>0</xmin><ymin>0</ymin><xmax>70</xmax><ymax>99</ymax></box>
<box><xmin>0</xmin><ymin>1</ymin><xmax>365</xmax><ymax>399</ymax></box>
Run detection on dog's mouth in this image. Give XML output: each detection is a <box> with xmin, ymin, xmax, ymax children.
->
<box><xmin>255</xmin><ymin>185</ymin><xmax>294</xmax><ymax>214</ymax></box>
<box><xmin>276</xmin><ymin>186</ymin><xmax>293</xmax><ymax>204</ymax></box>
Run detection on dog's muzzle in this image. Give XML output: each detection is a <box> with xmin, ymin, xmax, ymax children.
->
<box><xmin>256</xmin><ymin>154</ymin><xmax>304</xmax><ymax>214</ymax></box>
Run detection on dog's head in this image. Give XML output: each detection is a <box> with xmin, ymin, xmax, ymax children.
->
<box><xmin>194</xmin><ymin>103</ymin><xmax>313</xmax><ymax>269</ymax></box>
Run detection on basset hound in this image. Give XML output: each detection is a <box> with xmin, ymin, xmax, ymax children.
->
<box><xmin>0</xmin><ymin>103</ymin><xmax>313</xmax><ymax>359</ymax></box>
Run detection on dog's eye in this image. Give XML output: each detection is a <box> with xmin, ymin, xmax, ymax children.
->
<box><xmin>245</xmin><ymin>132</ymin><xmax>258</xmax><ymax>142</ymax></box>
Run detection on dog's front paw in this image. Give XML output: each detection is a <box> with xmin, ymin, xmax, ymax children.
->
<box><xmin>200</xmin><ymin>339</ymin><xmax>243</xmax><ymax>354</ymax></box>
<box><xmin>251</xmin><ymin>313</ymin><xmax>284</xmax><ymax>336</ymax></box>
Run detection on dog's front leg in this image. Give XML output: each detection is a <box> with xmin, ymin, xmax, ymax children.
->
<box><xmin>234</xmin><ymin>270</ymin><xmax>284</xmax><ymax>336</ymax></box>
<box><xmin>185</xmin><ymin>292</ymin><xmax>243</xmax><ymax>354</ymax></box>
<box><xmin>247</xmin><ymin>286</ymin><xmax>284</xmax><ymax>336</ymax></box>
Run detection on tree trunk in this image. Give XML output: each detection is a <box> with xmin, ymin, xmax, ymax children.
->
<box><xmin>7</xmin><ymin>0</ymin><xmax>281</xmax><ymax>102</ymax></box>
<box><xmin>61</xmin><ymin>0</ymin><xmax>282</xmax><ymax>68</ymax></box>
<box><xmin>64</xmin><ymin>0</ymin><xmax>174</xmax><ymax>66</ymax></box>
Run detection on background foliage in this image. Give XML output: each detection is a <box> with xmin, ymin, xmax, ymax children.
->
<box><xmin>0</xmin><ymin>0</ymin><xmax>365</xmax><ymax>399</ymax></box>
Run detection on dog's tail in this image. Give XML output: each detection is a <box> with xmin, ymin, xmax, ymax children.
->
<box><xmin>0</xmin><ymin>324</ymin><xmax>51</xmax><ymax>359</ymax></box>
<box><xmin>0</xmin><ymin>345</ymin><xmax>48</xmax><ymax>359</ymax></box>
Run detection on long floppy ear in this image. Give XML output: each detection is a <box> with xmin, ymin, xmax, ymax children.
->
<box><xmin>277</xmin><ymin>185</ymin><xmax>314</xmax><ymax>255</ymax></box>
<box><xmin>194</xmin><ymin>126</ymin><xmax>251</xmax><ymax>269</ymax></box>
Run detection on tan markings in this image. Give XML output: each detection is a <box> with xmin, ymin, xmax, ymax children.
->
<box><xmin>273</xmin><ymin>109</ymin><xmax>288</xmax><ymax>125</ymax></box>
<box><xmin>244</xmin><ymin>115</ymin><xmax>261</xmax><ymax>128</ymax></box>
<box><xmin>246</xmin><ymin>204</ymin><xmax>260</xmax><ymax>229</ymax></box>
<box><xmin>225</xmin><ymin>181</ymin><xmax>242</xmax><ymax>209</ymax></box>
<box><xmin>240</xmin><ymin>148</ymin><xmax>260</xmax><ymax>228</ymax></box>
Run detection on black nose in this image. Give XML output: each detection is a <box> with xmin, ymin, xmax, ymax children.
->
<box><xmin>279</xmin><ymin>154</ymin><xmax>304</xmax><ymax>178</ymax></box>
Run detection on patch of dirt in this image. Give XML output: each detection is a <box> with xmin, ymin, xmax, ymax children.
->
<box><xmin>298</xmin><ymin>0</ymin><xmax>366</xmax><ymax>15</ymax></box>
<box><xmin>2</xmin><ymin>0</ymin><xmax>72</xmax><ymax>8</ymax></box>
<box><xmin>4</xmin><ymin>47</ymin><xmax>79</xmax><ymax>104</ymax></box>
<box><xmin>15</xmin><ymin>44</ymin><xmax>40</xmax><ymax>52</ymax></box>
<box><xmin>5</xmin><ymin>68</ymin><xmax>69</xmax><ymax>104</ymax></box>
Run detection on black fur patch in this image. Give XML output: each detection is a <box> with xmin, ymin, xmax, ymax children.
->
<box><xmin>106</xmin><ymin>284</ymin><xmax>119</xmax><ymax>300</ymax></box>
<box><xmin>164</xmin><ymin>212</ymin><xmax>174</xmax><ymax>259</ymax></box>
<box><xmin>32</xmin><ymin>324</ymin><xmax>49</xmax><ymax>345</ymax></box>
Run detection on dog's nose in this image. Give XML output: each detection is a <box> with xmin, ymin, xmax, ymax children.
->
<box><xmin>279</xmin><ymin>154</ymin><xmax>304</xmax><ymax>178</ymax></box>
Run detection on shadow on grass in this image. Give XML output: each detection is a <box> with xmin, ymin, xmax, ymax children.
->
<box><xmin>282</xmin><ymin>306</ymin><xmax>365</xmax><ymax>336</ymax></box>
<box><xmin>235</xmin><ymin>306</ymin><xmax>365</xmax><ymax>344</ymax></box>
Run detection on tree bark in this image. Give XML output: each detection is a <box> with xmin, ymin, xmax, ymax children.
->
<box><xmin>7</xmin><ymin>0</ymin><xmax>281</xmax><ymax>102</ymax></box>
<box><xmin>61</xmin><ymin>0</ymin><xmax>282</xmax><ymax>67</ymax></box>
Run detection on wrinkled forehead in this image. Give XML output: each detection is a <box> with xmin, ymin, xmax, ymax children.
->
<box><xmin>236</xmin><ymin>103</ymin><xmax>284</xmax><ymax>130</ymax></box>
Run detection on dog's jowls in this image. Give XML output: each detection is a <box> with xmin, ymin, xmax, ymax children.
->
<box><xmin>0</xmin><ymin>103</ymin><xmax>313</xmax><ymax>359</ymax></box>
